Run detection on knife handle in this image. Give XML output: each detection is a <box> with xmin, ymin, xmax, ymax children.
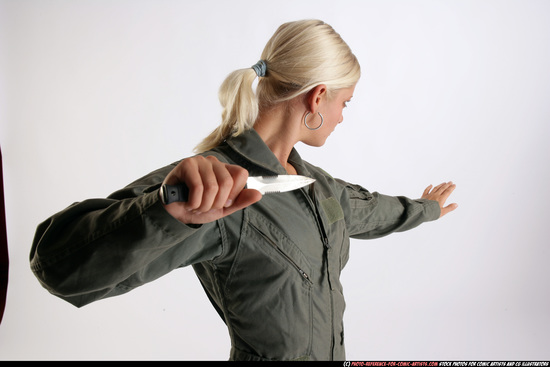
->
<box><xmin>160</xmin><ymin>183</ymin><xmax>189</xmax><ymax>204</ymax></box>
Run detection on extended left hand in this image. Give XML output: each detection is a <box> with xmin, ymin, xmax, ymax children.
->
<box><xmin>421</xmin><ymin>181</ymin><xmax>458</xmax><ymax>218</ymax></box>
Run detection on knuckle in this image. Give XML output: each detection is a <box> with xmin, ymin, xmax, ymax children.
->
<box><xmin>194</xmin><ymin>155</ymin><xmax>207</xmax><ymax>164</ymax></box>
<box><xmin>202</xmin><ymin>179</ymin><xmax>219</xmax><ymax>194</ymax></box>
<box><xmin>205</xmin><ymin>155</ymin><xmax>220</xmax><ymax>164</ymax></box>
<box><xmin>218</xmin><ymin>175</ymin><xmax>234</xmax><ymax>191</ymax></box>
<box><xmin>234</xmin><ymin>166</ymin><xmax>249</xmax><ymax>180</ymax></box>
<box><xmin>179</xmin><ymin>158</ymin><xmax>195</xmax><ymax>170</ymax></box>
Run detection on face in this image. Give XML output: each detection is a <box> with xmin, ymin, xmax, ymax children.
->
<box><xmin>303</xmin><ymin>84</ymin><xmax>356</xmax><ymax>147</ymax></box>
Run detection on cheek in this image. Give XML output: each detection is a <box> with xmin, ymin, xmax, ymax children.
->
<box><xmin>324</xmin><ymin>108</ymin><xmax>339</xmax><ymax>122</ymax></box>
<box><xmin>331</xmin><ymin>109</ymin><xmax>344</xmax><ymax>124</ymax></box>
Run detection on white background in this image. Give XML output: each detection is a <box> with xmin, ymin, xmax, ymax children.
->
<box><xmin>1</xmin><ymin>0</ymin><xmax>549</xmax><ymax>361</ymax></box>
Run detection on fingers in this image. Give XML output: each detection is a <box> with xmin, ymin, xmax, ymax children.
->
<box><xmin>182</xmin><ymin>188</ymin><xmax>262</xmax><ymax>225</ymax></box>
<box><xmin>432</xmin><ymin>182</ymin><xmax>453</xmax><ymax>194</ymax></box>
<box><xmin>162</xmin><ymin>155</ymin><xmax>260</xmax><ymax>223</ymax></box>
<box><xmin>201</xmin><ymin>160</ymin><xmax>234</xmax><ymax>210</ymax></box>
<box><xmin>421</xmin><ymin>181</ymin><xmax>458</xmax><ymax>218</ymax></box>
<box><xmin>224</xmin><ymin>164</ymin><xmax>250</xmax><ymax>208</ymax></box>
<box><xmin>435</xmin><ymin>182</ymin><xmax>456</xmax><ymax>200</ymax></box>
<box><xmin>185</xmin><ymin>156</ymin><xmax>248</xmax><ymax>212</ymax></box>
<box><xmin>423</xmin><ymin>182</ymin><xmax>455</xmax><ymax>196</ymax></box>
<box><xmin>422</xmin><ymin>185</ymin><xmax>433</xmax><ymax>198</ymax></box>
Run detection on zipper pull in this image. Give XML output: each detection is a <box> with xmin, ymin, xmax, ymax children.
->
<box><xmin>299</xmin><ymin>269</ymin><xmax>313</xmax><ymax>284</ymax></box>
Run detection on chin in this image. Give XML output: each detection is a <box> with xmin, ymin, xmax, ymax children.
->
<box><xmin>303</xmin><ymin>139</ymin><xmax>328</xmax><ymax>148</ymax></box>
<box><xmin>301</xmin><ymin>134</ymin><xmax>331</xmax><ymax>147</ymax></box>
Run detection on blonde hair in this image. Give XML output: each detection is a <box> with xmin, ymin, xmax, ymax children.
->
<box><xmin>194</xmin><ymin>19</ymin><xmax>361</xmax><ymax>153</ymax></box>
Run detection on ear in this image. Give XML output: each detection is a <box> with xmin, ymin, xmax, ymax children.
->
<box><xmin>306</xmin><ymin>84</ymin><xmax>328</xmax><ymax>113</ymax></box>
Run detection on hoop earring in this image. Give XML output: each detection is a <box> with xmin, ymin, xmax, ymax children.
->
<box><xmin>304</xmin><ymin>112</ymin><xmax>324</xmax><ymax>130</ymax></box>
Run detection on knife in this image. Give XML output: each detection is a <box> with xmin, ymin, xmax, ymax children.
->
<box><xmin>160</xmin><ymin>175</ymin><xmax>316</xmax><ymax>205</ymax></box>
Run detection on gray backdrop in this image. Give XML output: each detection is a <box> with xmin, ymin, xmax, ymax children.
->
<box><xmin>1</xmin><ymin>0</ymin><xmax>549</xmax><ymax>361</ymax></box>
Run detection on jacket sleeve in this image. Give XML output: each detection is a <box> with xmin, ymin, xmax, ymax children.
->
<box><xmin>337</xmin><ymin>180</ymin><xmax>441</xmax><ymax>239</ymax></box>
<box><xmin>29</xmin><ymin>164</ymin><xmax>223</xmax><ymax>308</ymax></box>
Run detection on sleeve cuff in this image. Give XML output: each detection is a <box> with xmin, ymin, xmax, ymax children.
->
<box><xmin>423</xmin><ymin>199</ymin><xmax>441</xmax><ymax>221</ymax></box>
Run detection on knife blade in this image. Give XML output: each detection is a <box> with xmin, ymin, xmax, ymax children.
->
<box><xmin>160</xmin><ymin>175</ymin><xmax>315</xmax><ymax>205</ymax></box>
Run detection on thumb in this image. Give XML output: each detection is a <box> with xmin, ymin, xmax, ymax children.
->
<box><xmin>222</xmin><ymin>189</ymin><xmax>263</xmax><ymax>216</ymax></box>
<box><xmin>440</xmin><ymin>203</ymin><xmax>459</xmax><ymax>218</ymax></box>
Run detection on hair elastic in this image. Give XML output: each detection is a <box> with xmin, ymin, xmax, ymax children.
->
<box><xmin>251</xmin><ymin>60</ymin><xmax>267</xmax><ymax>77</ymax></box>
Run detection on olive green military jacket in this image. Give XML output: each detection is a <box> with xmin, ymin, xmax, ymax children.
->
<box><xmin>30</xmin><ymin>129</ymin><xmax>440</xmax><ymax>361</ymax></box>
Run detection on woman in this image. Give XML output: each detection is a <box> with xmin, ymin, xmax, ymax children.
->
<box><xmin>30</xmin><ymin>19</ymin><xmax>457</xmax><ymax>361</ymax></box>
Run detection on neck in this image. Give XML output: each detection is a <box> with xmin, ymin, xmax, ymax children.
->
<box><xmin>253</xmin><ymin>102</ymin><xmax>303</xmax><ymax>174</ymax></box>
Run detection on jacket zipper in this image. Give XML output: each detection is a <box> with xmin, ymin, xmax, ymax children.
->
<box><xmin>303</xmin><ymin>183</ymin><xmax>335</xmax><ymax>359</ymax></box>
<box><xmin>248</xmin><ymin>222</ymin><xmax>313</xmax><ymax>285</ymax></box>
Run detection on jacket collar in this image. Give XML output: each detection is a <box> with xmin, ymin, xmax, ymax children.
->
<box><xmin>225</xmin><ymin>128</ymin><xmax>311</xmax><ymax>177</ymax></box>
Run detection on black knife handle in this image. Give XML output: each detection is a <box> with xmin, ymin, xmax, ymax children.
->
<box><xmin>160</xmin><ymin>183</ymin><xmax>189</xmax><ymax>204</ymax></box>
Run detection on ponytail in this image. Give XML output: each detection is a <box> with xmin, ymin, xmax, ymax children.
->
<box><xmin>194</xmin><ymin>68</ymin><xmax>259</xmax><ymax>153</ymax></box>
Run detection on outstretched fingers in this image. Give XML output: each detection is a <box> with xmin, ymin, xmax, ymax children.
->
<box><xmin>421</xmin><ymin>181</ymin><xmax>458</xmax><ymax>218</ymax></box>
